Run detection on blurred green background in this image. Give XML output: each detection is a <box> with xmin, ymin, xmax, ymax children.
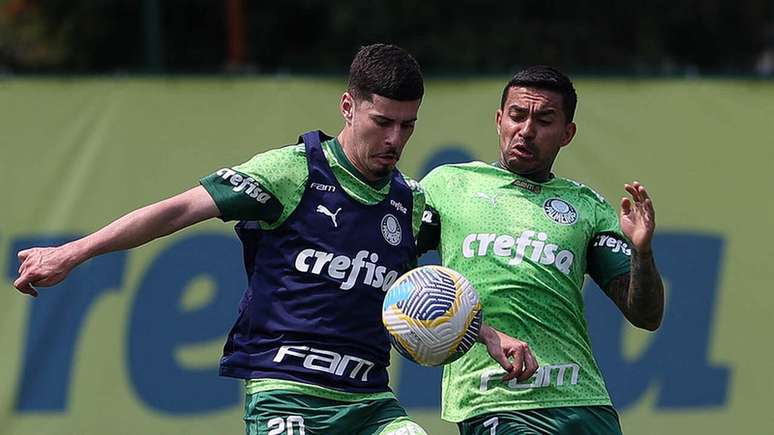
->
<box><xmin>2</xmin><ymin>78</ymin><xmax>773</xmax><ymax>434</ymax></box>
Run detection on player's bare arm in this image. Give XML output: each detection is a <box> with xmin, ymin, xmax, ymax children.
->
<box><xmin>13</xmin><ymin>186</ymin><xmax>219</xmax><ymax>297</ymax></box>
<box><xmin>477</xmin><ymin>323</ymin><xmax>539</xmax><ymax>382</ymax></box>
<box><xmin>604</xmin><ymin>181</ymin><xmax>664</xmax><ymax>331</ymax></box>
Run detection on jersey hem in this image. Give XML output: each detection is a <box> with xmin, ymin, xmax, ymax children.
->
<box><xmin>220</xmin><ymin>365</ymin><xmax>392</xmax><ymax>394</ymax></box>
<box><xmin>199</xmin><ymin>178</ymin><xmax>229</xmax><ymax>220</ymax></box>
<box><xmin>441</xmin><ymin>398</ymin><xmax>614</xmax><ymax>423</ymax></box>
<box><xmin>244</xmin><ymin>378</ymin><xmax>396</xmax><ymax>402</ymax></box>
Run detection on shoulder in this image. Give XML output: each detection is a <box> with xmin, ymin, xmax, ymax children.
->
<box><xmin>425</xmin><ymin>161</ymin><xmax>489</xmax><ymax>176</ymax></box>
<box><xmin>421</xmin><ymin>161</ymin><xmax>489</xmax><ymax>185</ymax></box>
<box><xmin>235</xmin><ymin>143</ymin><xmax>306</xmax><ymax>175</ymax></box>
<box><xmin>553</xmin><ymin>177</ymin><xmax>620</xmax><ymax>229</ymax></box>
<box><xmin>226</xmin><ymin>143</ymin><xmax>307</xmax><ymax>190</ymax></box>
<box><xmin>555</xmin><ymin>176</ymin><xmax>610</xmax><ymax>206</ymax></box>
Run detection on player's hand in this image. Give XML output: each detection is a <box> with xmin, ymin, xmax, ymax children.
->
<box><xmin>478</xmin><ymin>323</ymin><xmax>539</xmax><ymax>382</ymax></box>
<box><xmin>620</xmin><ymin>181</ymin><xmax>656</xmax><ymax>254</ymax></box>
<box><xmin>13</xmin><ymin>246</ymin><xmax>77</xmax><ymax>297</ymax></box>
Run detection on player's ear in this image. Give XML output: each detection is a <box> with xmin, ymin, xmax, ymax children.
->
<box><xmin>495</xmin><ymin>108</ymin><xmax>503</xmax><ymax>136</ymax></box>
<box><xmin>560</xmin><ymin>122</ymin><xmax>576</xmax><ymax>148</ymax></box>
<box><xmin>341</xmin><ymin>92</ymin><xmax>355</xmax><ymax>124</ymax></box>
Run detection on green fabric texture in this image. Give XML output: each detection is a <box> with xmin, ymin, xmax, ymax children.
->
<box><xmin>421</xmin><ymin>161</ymin><xmax>626</xmax><ymax>422</ymax></box>
<box><xmin>200</xmin><ymin>137</ymin><xmax>425</xmax><ymax>235</ymax></box>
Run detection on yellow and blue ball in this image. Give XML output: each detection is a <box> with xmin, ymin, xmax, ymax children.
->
<box><xmin>382</xmin><ymin>265</ymin><xmax>482</xmax><ymax>367</ymax></box>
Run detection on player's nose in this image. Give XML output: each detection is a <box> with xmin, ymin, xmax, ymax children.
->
<box><xmin>519</xmin><ymin>118</ymin><xmax>537</xmax><ymax>139</ymax></box>
<box><xmin>384</xmin><ymin>125</ymin><xmax>403</xmax><ymax>145</ymax></box>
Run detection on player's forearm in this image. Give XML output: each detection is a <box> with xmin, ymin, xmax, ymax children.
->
<box><xmin>477</xmin><ymin>322</ymin><xmax>497</xmax><ymax>344</ymax></box>
<box><xmin>65</xmin><ymin>187</ymin><xmax>218</xmax><ymax>266</ymax></box>
<box><xmin>68</xmin><ymin>202</ymin><xmax>184</xmax><ymax>263</ymax></box>
<box><xmin>626</xmin><ymin>249</ymin><xmax>664</xmax><ymax>331</ymax></box>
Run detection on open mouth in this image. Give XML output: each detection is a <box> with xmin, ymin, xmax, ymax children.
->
<box><xmin>512</xmin><ymin>144</ymin><xmax>535</xmax><ymax>159</ymax></box>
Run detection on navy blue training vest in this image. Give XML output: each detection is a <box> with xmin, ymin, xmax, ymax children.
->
<box><xmin>220</xmin><ymin>131</ymin><xmax>417</xmax><ymax>393</ymax></box>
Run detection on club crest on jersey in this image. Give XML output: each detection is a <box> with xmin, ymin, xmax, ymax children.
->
<box><xmin>543</xmin><ymin>198</ymin><xmax>578</xmax><ymax>225</ymax></box>
<box><xmin>381</xmin><ymin>214</ymin><xmax>402</xmax><ymax>246</ymax></box>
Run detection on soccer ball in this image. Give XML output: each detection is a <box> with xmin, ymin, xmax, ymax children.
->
<box><xmin>382</xmin><ymin>265</ymin><xmax>482</xmax><ymax>366</ymax></box>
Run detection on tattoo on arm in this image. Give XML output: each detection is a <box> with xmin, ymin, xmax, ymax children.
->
<box><xmin>604</xmin><ymin>250</ymin><xmax>664</xmax><ymax>331</ymax></box>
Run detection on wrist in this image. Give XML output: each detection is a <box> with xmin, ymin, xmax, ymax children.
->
<box><xmin>64</xmin><ymin>240</ymin><xmax>91</xmax><ymax>267</ymax></box>
<box><xmin>635</xmin><ymin>246</ymin><xmax>653</xmax><ymax>257</ymax></box>
<box><xmin>477</xmin><ymin>323</ymin><xmax>496</xmax><ymax>344</ymax></box>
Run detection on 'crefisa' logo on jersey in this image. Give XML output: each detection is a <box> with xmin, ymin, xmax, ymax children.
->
<box><xmin>381</xmin><ymin>214</ymin><xmax>402</xmax><ymax>246</ymax></box>
<box><xmin>593</xmin><ymin>234</ymin><xmax>632</xmax><ymax>256</ymax></box>
<box><xmin>294</xmin><ymin>249</ymin><xmax>400</xmax><ymax>291</ymax></box>
<box><xmin>462</xmin><ymin>230</ymin><xmax>575</xmax><ymax>274</ymax></box>
<box><xmin>543</xmin><ymin>198</ymin><xmax>578</xmax><ymax>225</ymax></box>
<box><xmin>215</xmin><ymin>168</ymin><xmax>272</xmax><ymax>204</ymax></box>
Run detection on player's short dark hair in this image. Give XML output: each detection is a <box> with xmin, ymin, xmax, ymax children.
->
<box><xmin>501</xmin><ymin>66</ymin><xmax>577</xmax><ymax>122</ymax></box>
<box><xmin>348</xmin><ymin>43</ymin><xmax>424</xmax><ymax>102</ymax></box>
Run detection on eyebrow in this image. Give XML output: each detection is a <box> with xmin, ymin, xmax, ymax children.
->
<box><xmin>508</xmin><ymin>105</ymin><xmax>557</xmax><ymax>117</ymax></box>
<box><xmin>372</xmin><ymin>114</ymin><xmax>418</xmax><ymax>123</ymax></box>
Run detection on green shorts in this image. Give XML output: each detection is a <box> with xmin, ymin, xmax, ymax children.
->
<box><xmin>457</xmin><ymin>406</ymin><xmax>622</xmax><ymax>435</ymax></box>
<box><xmin>243</xmin><ymin>388</ymin><xmax>426</xmax><ymax>435</ymax></box>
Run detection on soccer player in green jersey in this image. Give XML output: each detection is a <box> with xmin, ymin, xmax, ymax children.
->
<box><xmin>418</xmin><ymin>66</ymin><xmax>665</xmax><ymax>434</ymax></box>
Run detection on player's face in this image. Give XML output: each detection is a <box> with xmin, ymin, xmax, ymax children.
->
<box><xmin>340</xmin><ymin>92</ymin><xmax>420</xmax><ymax>180</ymax></box>
<box><xmin>496</xmin><ymin>87</ymin><xmax>576</xmax><ymax>181</ymax></box>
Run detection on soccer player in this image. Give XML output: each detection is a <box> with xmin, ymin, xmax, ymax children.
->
<box><xmin>12</xmin><ymin>44</ymin><xmax>525</xmax><ymax>435</ymax></box>
<box><xmin>418</xmin><ymin>66</ymin><xmax>665</xmax><ymax>434</ymax></box>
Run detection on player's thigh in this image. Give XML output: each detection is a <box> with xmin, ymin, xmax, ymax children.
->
<box><xmin>244</xmin><ymin>392</ymin><xmax>426</xmax><ymax>435</ymax></box>
<box><xmin>457</xmin><ymin>406</ymin><xmax>622</xmax><ymax>435</ymax></box>
<box><xmin>358</xmin><ymin>398</ymin><xmax>427</xmax><ymax>435</ymax></box>
<box><xmin>244</xmin><ymin>390</ymin><xmax>357</xmax><ymax>434</ymax></box>
<box><xmin>457</xmin><ymin>414</ymin><xmax>541</xmax><ymax>435</ymax></box>
<box><xmin>244</xmin><ymin>391</ymin><xmax>310</xmax><ymax>435</ymax></box>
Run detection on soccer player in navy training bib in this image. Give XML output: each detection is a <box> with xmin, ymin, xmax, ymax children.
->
<box><xmin>13</xmin><ymin>44</ymin><xmax>529</xmax><ymax>435</ymax></box>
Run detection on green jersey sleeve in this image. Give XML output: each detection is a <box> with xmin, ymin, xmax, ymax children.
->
<box><xmin>199</xmin><ymin>144</ymin><xmax>308</xmax><ymax>224</ymax></box>
<box><xmin>585</xmin><ymin>191</ymin><xmax>631</xmax><ymax>288</ymax></box>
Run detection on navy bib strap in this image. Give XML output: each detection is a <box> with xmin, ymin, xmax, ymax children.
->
<box><xmin>301</xmin><ymin>130</ymin><xmax>347</xmax><ymax>190</ymax></box>
<box><xmin>300</xmin><ymin>130</ymin><xmax>327</xmax><ymax>173</ymax></box>
<box><xmin>298</xmin><ymin>130</ymin><xmax>328</xmax><ymax>149</ymax></box>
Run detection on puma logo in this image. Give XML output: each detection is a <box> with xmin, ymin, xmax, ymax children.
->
<box><xmin>316</xmin><ymin>205</ymin><xmax>342</xmax><ymax>228</ymax></box>
<box><xmin>476</xmin><ymin>192</ymin><xmax>497</xmax><ymax>207</ymax></box>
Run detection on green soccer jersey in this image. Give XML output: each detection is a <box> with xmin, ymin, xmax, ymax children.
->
<box><xmin>200</xmin><ymin>136</ymin><xmax>425</xmax><ymax>238</ymax></box>
<box><xmin>420</xmin><ymin>161</ymin><xmax>631</xmax><ymax>423</ymax></box>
